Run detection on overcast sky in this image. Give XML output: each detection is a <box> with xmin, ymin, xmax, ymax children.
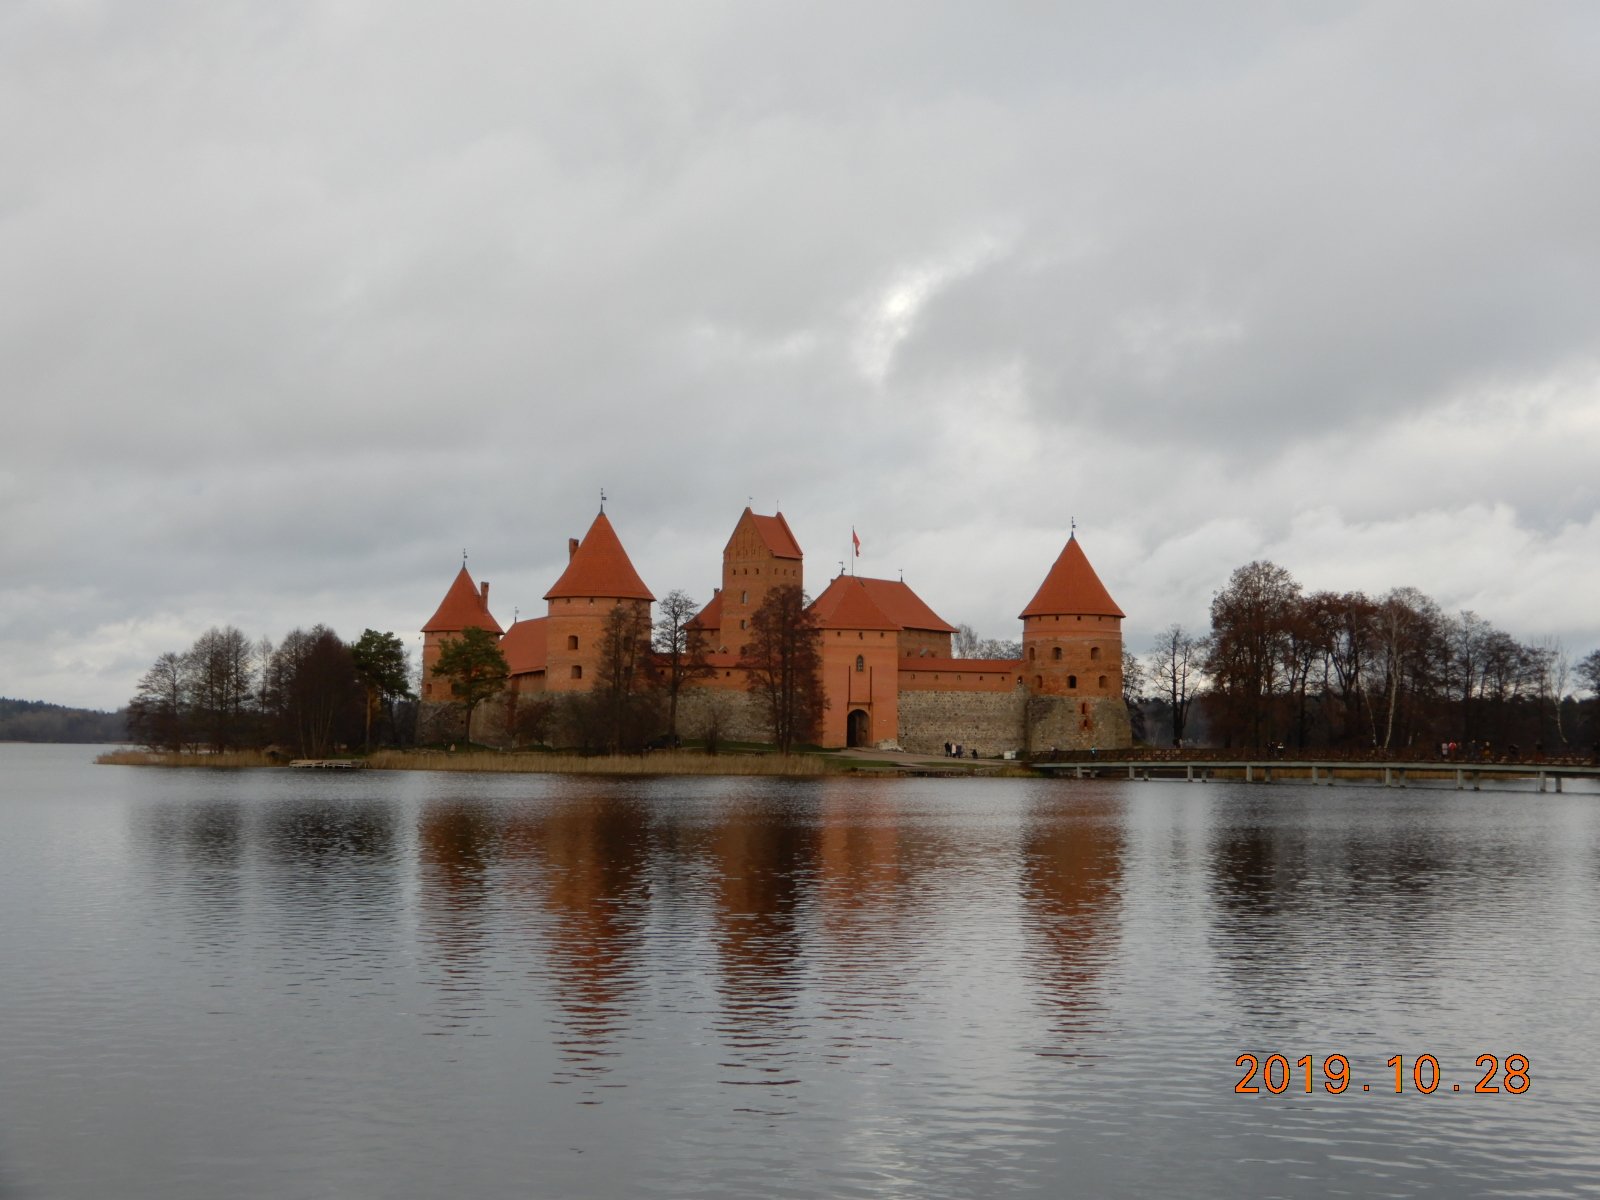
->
<box><xmin>4</xmin><ymin>1</ymin><xmax>1599</xmax><ymax>710</ymax></box>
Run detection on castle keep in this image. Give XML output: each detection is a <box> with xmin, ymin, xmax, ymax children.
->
<box><xmin>420</xmin><ymin>507</ymin><xmax>1132</xmax><ymax>754</ymax></box>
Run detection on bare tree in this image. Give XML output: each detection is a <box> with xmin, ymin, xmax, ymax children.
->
<box><xmin>1205</xmin><ymin>561</ymin><xmax>1301</xmax><ymax>749</ymax></box>
<box><xmin>952</xmin><ymin>623</ymin><xmax>980</xmax><ymax>658</ymax></box>
<box><xmin>1146</xmin><ymin>624</ymin><xmax>1201</xmax><ymax>747</ymax></box>
<box><xmin>975</xmin><ymin>637</ymin><xmax>1022</xmax><ymax>659</ymax></box>
<box><xmin>1532</xmin><ymin>636</ymin><xmax>1571</xmax><ymax>747</ymax></box>
<box><xmin>127</xmin><ymin>651</ymin><xmax>192</xmax><ymax>751</ymax></box>
<box><xmin>593</xmin><ymin>602</ymin><xmax>661</xmax><ymax>752</ymax></box>
<box><xmin>187</xmin><ymin>626</ymin><xmax>257</xmax><ymax>751</ymax></box>
<box><xmin>745</xmin><ymin>584</ymin><xmax>826</xmax><ymax>753</ymax></box>
<box><xmin>1577</xmin><ymin>649</ymin><xmax>1600</xmax><ymax>699</ymax></box>
<box><xmin>653</xmin><ymin>589</ymin><xmax>713</xmax><ymax>741</ymax></box>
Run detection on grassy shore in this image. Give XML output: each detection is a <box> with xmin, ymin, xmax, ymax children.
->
<box><xmin>368</xmin><ymin>749</ymin><xmax>839</xmax><ymax>777</ymax></box>
<box><xmin>94</xmin><ymin>746</ymin><xmax>841</xmax><ymax>776</ymax></box>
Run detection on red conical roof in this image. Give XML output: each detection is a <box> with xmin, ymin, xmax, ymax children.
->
<box><xmin>1019</xmin><ymin>535</ymin><xmax>1124</xmax><ymax>619</ymax></box>
<box><xmin>543</xmin><ymin>511</ymin><xmax>655</xmax><ymax>602</ymax></box>
<box><xmin>423</xmin><ymin>565</ymin><xmax>504</xmax><ymax>634</ymax></box>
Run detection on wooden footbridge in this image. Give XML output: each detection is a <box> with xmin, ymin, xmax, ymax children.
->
<box><xmin>1032</xmin><ymin>751</ymin><xmax>1600</xmax><ymax>792</ymax></box>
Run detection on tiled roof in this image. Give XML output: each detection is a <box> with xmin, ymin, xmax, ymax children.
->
<box><xmin>543</xmin><ymin>512</ymin><xmax>655</xmax><ymax>602</ymax></box>
<box><xmin>749</xmin><ymin>510</ymin><xmax>802</xmax><ymax>559</ymax></box>
<box><xmin>808</xmin><ymin>575</ymin><xmax>901</xmax><ymax>630</ymax></box>
<box><xmin>423</xmin><ymin>566</ymin><xmax>504</xmax><ymax>634</ymax></box>
<box><xmin>500</xmin><ymin>617</ymin><xmax>548</xmax><ymax>676</ymax></box>
<box><xmin>857</xmin><ymin>577</ymin><xmax>955</xmax><ymax>633</ymax></box>
<box><xmin>684</xmin><ymin>590</ymin><xmax>724</xmax><ymax>630</ymax></box>
<box><xmin>1019</xmin><ymin>535</ymin><xmax>1125</xmax><ymax>619</ymax></box>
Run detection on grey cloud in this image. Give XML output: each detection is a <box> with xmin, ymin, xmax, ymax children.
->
<box><xmin>4</xmin><ymin>2</ymin><xmax>1599</xmax><ymax>709</ymax></box>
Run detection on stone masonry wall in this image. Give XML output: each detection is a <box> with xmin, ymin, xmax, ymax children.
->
<box><xmin>896</xmin><ymin>688</ymin><xmax>1029</xmax><ymax>756</ymax></box>
<box><xmin>897</xmin><ymin>687</ymin><xmax>1132</xmax><ymax>757</ymax></box>
<box><xmin>674</xmin><ymin>687</ymin><xmax>771</xmax><ymax>745</ymax></box>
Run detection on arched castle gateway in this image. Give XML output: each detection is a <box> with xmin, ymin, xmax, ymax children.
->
<box><xmin>419</xmin><ymin>507</ymin><xmax>1132</xmax><ymax>753</ymax></box>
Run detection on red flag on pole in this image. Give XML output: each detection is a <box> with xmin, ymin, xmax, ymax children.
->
<box><xmin>852</xmin><ymin>528</ymin><xmax>861</xmax><ymax>557</ymax></box>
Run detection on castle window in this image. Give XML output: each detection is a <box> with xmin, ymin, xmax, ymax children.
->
<box><xmin>1034</xmin><ymin>675</ymin><xmax>1042</xmax><ymax>688</ymax></box>
<box><xmin>1099</xmin><ymin>675</ymin><xmax>1108</xmax><ymax>689</ymax></box>
<box><xmin>567</xmin><ymin>635</ymin><xmax>579</xmax><ymax>651</ymax></box>
<box><xmin>1052</xmin><ymin>646</ymin><xmax>1062</xmax><ymax>661</ymax></box>
<box><xmin>740</xmin><ymin>619</ymin><xmax>747</xmax><ymax>630</ymax></box>
<box><xmin>855</xmin><ymin>655</ymin><xmax>864</xmax><ymax>672</ymax></box>
<box><xmin>1068</xmin><ymin>675</ymin><xmax>1077</xmax><ymax>689</ymax></box>
<box><xmin>571</xmin><ymin>665</ymin><xmax>582</xmax><ymax>680</ymax></box>
<box><xmin>1028</xmin><ymin>647</ymin><xmax>1036</xmax><ymax>661</ymax></box>
<box><xmin>1081</xmin><ymin>702</ymin><xmax>1089</xmax><ymax>714</ymax></box>
<box><xmin>740</xmin><ymin>591</ymin><xmax>747</xmax><ymax>604</ymax></box>
<box><xmin>1090</xmin><ymin>646</ymin><xmax>1101</xmax><ymax>661</ymax></box>
<box><xmin>858</xmin><ymin>631</ymin><xmax>864</xmax><ymax>639</ymax></box>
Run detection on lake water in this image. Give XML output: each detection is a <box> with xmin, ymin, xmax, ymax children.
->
<box><xmin>3</xmin><ymin>744</ymin><xmax>1598</xmax><ymax>1199</ymax></box>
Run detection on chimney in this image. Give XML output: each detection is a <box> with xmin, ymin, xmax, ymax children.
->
<box><xmin>713</xmin><ymin>587</ymin><xmax>721</xmax><ymax>596</ymax></box>
<box><xmin>568</xmin><ymin>537</ymin><xmax>580</xmax><ymax>560</ymax></box>
<box><xmin>480</xmin><ymin>581</ymin><xmax>489</xmax><ymax>603</ymax></box>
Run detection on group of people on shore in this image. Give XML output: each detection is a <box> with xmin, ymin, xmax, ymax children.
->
<box><xmin>942</xmin><ymin>742</ymin><xmax>978</xmax><ymax>759</ymax></box>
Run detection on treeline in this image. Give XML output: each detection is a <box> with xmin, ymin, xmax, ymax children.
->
<box><xmin>1131</xmin><ymin>561</ymin><xmax>1600</xmax><ymax>756</ymax></box>
<box><xmin>127</xmin><ymin>626</ymin><xmax>413</xmax><ymax>757</ymax></box>
<box><xmin>0</xmin><ymin>698</ymin><xmax>128</xmax><ymax>743</ymax></box>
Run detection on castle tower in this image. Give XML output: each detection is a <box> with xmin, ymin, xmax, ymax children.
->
<box><xmin>1019</xmin><ymin>533</ymin><xmax>1125</xmax><ymax>706</ymax></box>
<box><xmin>543</xmin><ymin>511</ymin><xmax>655</xmax><ymax>693</ymax></box>
<box><xmin>692</xmin><ymin>508</ymin><xmax>803</xmax><ymax>655</ymax></box>
<box><xmin>420</xmin><ymin>565</ymin><xmax>504</xmax><ymax>705</ymax></box>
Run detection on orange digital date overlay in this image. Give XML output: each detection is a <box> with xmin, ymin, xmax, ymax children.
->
<box><xmin>1235</xmin><ymin>1053</ymin><xmax>1530</xmax><ymax>1095</ymax></box>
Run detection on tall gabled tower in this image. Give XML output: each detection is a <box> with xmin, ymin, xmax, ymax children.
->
<box><xmin>1019</xmin><ymin>533</ymin><xmax>1125</xmax><ymax>702</ymax></box>
<box><xmin>543</xmin><ymin>511</ymin><xmax>655</xmax><ymax>693</ymax></box>
<box><xmin>420</xmin><ymin>565</ymin><xmax>503</xmax><ymax>705</ymax></box>
<box><xmin>694</xmin><ymin>507</ymin><xmax>803</xmax><ymax>655</ymax></box>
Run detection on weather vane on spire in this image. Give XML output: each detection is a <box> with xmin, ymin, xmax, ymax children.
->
<box><xmin>1071</xmin><ymin>516</ymin><xmax>1077</xmax><ymax>535</ymax></box>
<box><xmin>600</xmin><ymin>487</ymin><xmax>606</xmax><ymax>513</ymax></box>
<box><xmin>462</xmin><ymin>548</ymin><xmax>468</xmax><ymax>565</ymax></box>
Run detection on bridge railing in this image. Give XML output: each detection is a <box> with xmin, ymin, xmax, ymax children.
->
<box><xmin>1029</xmin><ymin>747</ymin><xmax>1600</xmax><ymax>768</ymax></box>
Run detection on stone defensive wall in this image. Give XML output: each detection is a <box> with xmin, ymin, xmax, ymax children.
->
<box><xmin>422</xmin><ymin>682</ymin><xmax>1131</xmax><ymax>757</ymax></box>
<box><xmin>673</xmin><ymin>688</ymin><xmax>771</xmax><ymax>745</ymax></box>
<box><xmin>896</xmin><ymin>688</ymin><xmax>1131</xmax><ymax>757</ymax></box>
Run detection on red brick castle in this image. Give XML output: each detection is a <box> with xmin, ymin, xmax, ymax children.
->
<box><xmin>421</xmin><ymin>507</ymin><xmax>1132</xmax><ymax>753</ymax></box>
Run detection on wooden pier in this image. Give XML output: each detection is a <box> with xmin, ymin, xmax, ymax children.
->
<box><xmin>1032</xmin><ymin>757</ymin><xmax>1600</xmax><ymax>791</ymax></box>
<box><xmin>288</xmin><ymin>759</ymin><xmax>367</xmax><ymax>770</ymax></box>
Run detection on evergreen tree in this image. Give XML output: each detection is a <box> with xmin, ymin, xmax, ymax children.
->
<box><xmin>432</xmin><ymin>626</ymin><xmax>507</xmax><ymax>743</ymax></box>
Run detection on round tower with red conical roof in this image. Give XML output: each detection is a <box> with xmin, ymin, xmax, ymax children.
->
<box><xmin>418</xmin><ymin>564</ymin><xmax>505</xmax><ymax>740</ymax></box>
<box><xmin>420</xmin><ymin>565</ymin><xmax>504</xmax><ymax>700</ymax></box>
<box><xmin>1019</xmin><ymin>533</ymin><xmax>1129</xmax><ymax>746</ymax></box>
<box><xmin>543</xmin><ymin>510</ymin><xmax>655</xmax><ymax>693</ymax></box>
